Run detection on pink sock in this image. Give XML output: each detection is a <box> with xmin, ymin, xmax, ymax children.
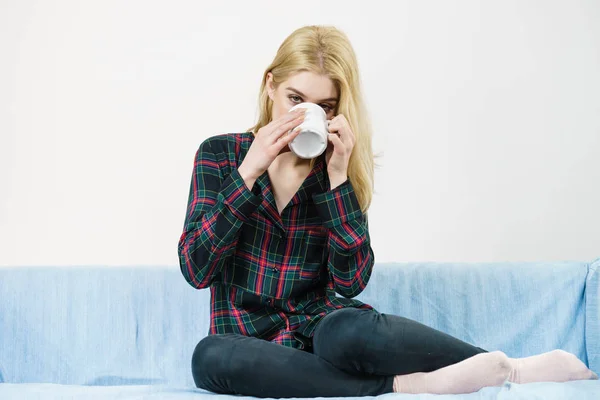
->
<box><xmin>393</xmin><ymin>351</ymin><xmax>512</xmax><ymax>394</ymax></box>
<box><xmin>508</xmin><ymin>349</ymin><xmax>598</xmax><ymax>384</ymax></box>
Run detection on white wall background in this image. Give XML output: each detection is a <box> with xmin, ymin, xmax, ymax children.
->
<box><xmin>1</xmin><ymin>0</ymin><xmax>598</xmax><ymax>267</ymax></box>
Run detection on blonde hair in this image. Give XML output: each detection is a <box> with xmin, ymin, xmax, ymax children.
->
<box><xmin>246</xmin><ymin>25</ymin><xmax>379</xmax><ymax>214</ymax></box>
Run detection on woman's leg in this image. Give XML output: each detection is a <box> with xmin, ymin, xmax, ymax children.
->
<box><xmin>312</xmin><ymin>308</ymin><xmax>597</xmax><ymax>394</ymax></box>
<box><xmin>312</xmin><ymin>308</ymin><xmax>512</xmax><ymax>394</ymax></box>
<box><xmin>191</xmin><ymin>333</ymin><xmax>394</xmax><ymax>398</ymax></box>
<box><xmin>506</xmin><ymin>350</ymin><xmax>598</xmax><ymax>383</ymax></box>
<box><xmin>313</xmin><ymin>308</ymin><xmax>489</xmax><ymax>376</ymax></box>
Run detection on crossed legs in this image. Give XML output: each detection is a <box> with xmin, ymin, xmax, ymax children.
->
<box><xmin>192</xmin><ymin>308</ymin><xmax>597</xmax><ymax>397</ymax></box>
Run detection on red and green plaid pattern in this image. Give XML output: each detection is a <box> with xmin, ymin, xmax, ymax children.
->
<box><xmin>178</xmin><ymin>132</ymin><xmax>375</xmax><ymax>350</ymax></box>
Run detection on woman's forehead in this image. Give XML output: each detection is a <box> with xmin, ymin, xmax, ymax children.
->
<box><xmin>283</xmin><ymin>71</ymin><xmax>338</xmax><ymax>101</ymax></box>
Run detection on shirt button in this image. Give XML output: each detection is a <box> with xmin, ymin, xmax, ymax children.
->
<box><xmin>271</xmin><ymin>267</ymin><xmax>279</xmax><ymax>273</ymax></box>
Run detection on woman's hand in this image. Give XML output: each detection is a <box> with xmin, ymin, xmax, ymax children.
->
<box><xmin>325</xmin><ymin>114</ymin><xmax>354</xmax><ymax>188</ymax></box>
<box><xmin>239</xmin><ymin>109</ymin><xmax>306</xmax><ymax>180</ymax></box>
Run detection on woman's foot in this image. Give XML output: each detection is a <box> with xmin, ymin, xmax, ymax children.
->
<box><xmin>393</xmin><ymin>351</ymin><xmax>512</xmax><ymax>394</ymax></box>
<box><xmin>508</xmin><ymin>349</ymin><xmax>598</xmax><ymax>384</ymax></box>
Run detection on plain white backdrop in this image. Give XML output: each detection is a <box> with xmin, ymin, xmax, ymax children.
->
<box><xmin>1</xmin><ymin>0</ymin><xmax>598</xmax><ymax>267</ymax></box>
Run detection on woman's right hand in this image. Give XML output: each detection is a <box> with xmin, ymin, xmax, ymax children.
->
<box><xmin>238</xmin><ymin>108</ymin><xmax>306</xmax><ymax>181</ymax></box>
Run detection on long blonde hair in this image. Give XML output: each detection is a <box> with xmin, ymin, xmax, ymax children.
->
<box><xmin>246</xmin><ymin>25</ymin><xmax>379</xmax><ymax>214</ymax></box>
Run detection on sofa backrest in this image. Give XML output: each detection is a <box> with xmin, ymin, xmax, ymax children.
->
<box><xmin>586</xmin><ymin>258</ymin><xmax>600</xmax><ymax>373</ymax></box>
<box><xmin>0</xmin><ymin>259</ymin><xmax>598</xmax><ymax>386</ymax></box>
<box><xmin>356</xmin><ymin>259</ymin><xmax>599</xmax><ymax>374</ymax></box>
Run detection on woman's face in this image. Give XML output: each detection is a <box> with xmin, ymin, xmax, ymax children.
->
<box><xmin>266</xmin><ymin>71</ymin><xmax>339</xmax><ymax>122</ymax></box>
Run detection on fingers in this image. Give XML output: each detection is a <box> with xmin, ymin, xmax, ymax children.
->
<box><xmin>269</xmin><ymin>109</ymin><xmax>306</xmax><ymax>135</ymax></box>
<box><xmin>328</xmin><ymin>133</ymin><xmax>344</xmax><ymax>150</ymax></box>
<box><xmin>327</xmin><ymin>114</ymin><xmax>354</xmax><ymax>147</ymax></box>
<box><xmin>268</xmin><ymin>113</ymin><xmax>305</xmax><ymax>144</ymax></box>
<box><xmin>274</xmin><ymin>127</ymin><xmax>301</xmax><ymax>151</ymax></box>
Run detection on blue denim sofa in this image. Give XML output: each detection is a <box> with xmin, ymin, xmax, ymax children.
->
<box><xmin>1</xmin><ymin>258</ymin><xmax>599</xmax><ymax>399</ymax></box>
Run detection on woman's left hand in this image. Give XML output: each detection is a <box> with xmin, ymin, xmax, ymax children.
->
<box><xmin>325</xmin><ymin>114</ymin><xmax>354</xmax><ymax>187</ymax></box>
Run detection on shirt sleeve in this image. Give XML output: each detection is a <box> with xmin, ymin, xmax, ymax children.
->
<box><xmin>311</xmin><ymin>178</ymin><xmax>375</xmax><ymax>298</ymax></box>
<box><xmin>178</xmin><ymin>138</ymin><xmax>263</xmax><ymax>289</ymax></box>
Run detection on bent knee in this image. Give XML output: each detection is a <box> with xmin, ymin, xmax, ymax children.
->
<box><xmin>191</xmin><ymin>334</ymin><xmax>232</xmax><ymax>389</ymax></box>
<box><xmin>486</xmin><ymin>351</ymin><xmax>512</xmax><ymax>384</ymax></box>
<box><xmin>313</xmin><ymin>309</ymin><xmax>374</xmax><ymax>364</ymax></box>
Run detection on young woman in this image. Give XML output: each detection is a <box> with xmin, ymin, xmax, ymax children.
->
<box><xmin>177</xmin><ymin>25</ymin><xmax>597</xmax><ymax>398</ymax></box>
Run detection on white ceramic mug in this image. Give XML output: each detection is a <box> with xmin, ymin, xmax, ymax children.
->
<box><xmin>287</xmin><ymin>102</ymin><xmax>329</xmax><ymax>159</ymax></box>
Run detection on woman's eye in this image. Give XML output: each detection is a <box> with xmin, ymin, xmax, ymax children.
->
<box><xmin>290</xmin><ymin>95</ymin><xmax>331</xmax><ymax>112</ymax></box>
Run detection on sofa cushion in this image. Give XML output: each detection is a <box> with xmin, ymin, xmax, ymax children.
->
<box><xmin>0</xmin><ymin>381</ymin><xmax>599</xmax><ymax>399</ymax></box>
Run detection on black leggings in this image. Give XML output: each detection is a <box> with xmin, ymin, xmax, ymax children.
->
<box><xmin>191</xmin><ymin>307</ymin><xmax>488</xmax><ymax>398</ymax></box>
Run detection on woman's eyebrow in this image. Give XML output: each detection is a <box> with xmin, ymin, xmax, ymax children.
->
<box><xmin>286</xmin><ymin>87</ymin><xmax>338</xmax><ymax>103</ymax></box>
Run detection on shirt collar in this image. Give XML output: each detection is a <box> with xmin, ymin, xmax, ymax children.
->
<box><xmin>242</xmin><ymin>132</ymin><xmax>329</xmax><ymax>231</ymax></box>
<box><xmin>244</xmin><ymin>132</ymin><xmax>328</xmax><ymax>204</ymax></box>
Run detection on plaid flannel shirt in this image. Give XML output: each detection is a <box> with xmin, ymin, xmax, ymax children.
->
<box><xmin>177</xmin><ymin>132</ymin><xmax>375</xmax><ymax>351</ymax></box>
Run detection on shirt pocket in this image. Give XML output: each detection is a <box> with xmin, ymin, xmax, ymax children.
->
<box><xmin>299</xmin><ymin>227</ymin><xmax>328</xmax><ymax>281</ymax></box>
